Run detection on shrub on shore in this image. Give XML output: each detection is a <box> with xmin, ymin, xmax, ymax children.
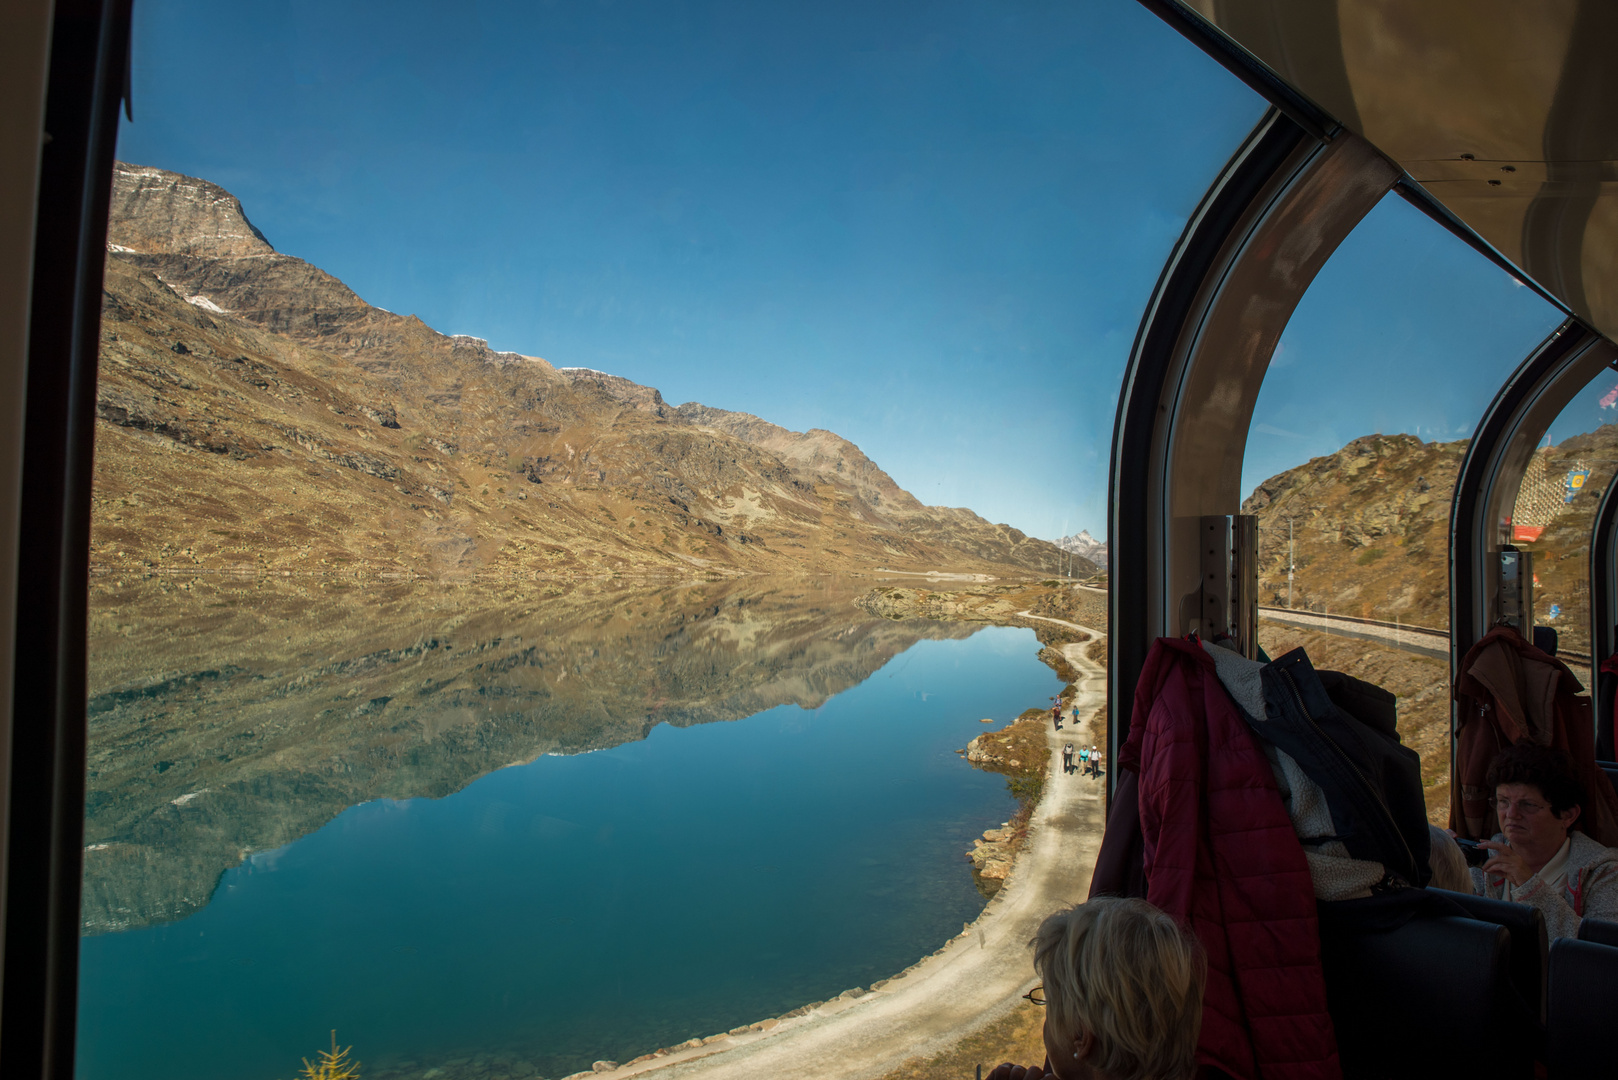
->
<box><xmin>294</xmin><ymin>1032</ymin><xmax>360</xmax><ymax>1080</ymax></box>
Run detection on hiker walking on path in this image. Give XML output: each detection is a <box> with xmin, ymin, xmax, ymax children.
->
<box><xmin>1079</xmin><ymin>745</ymin><xmax>1090</xmax><ymax>774</ymax></box>
<box><xmin>1051</xmin><ymin>701</ymin><xmax>1063</xmax><ymax>731</ymax></box>
<box><xmin>1090</xmin><ymin>746</ymin><xmax>1103</xmax><ymax>778</ymax></box>
<box><xmin>1063</xmin><ymin>743</ymin><xmax>1075</xmax><ymax>774</ymax></box>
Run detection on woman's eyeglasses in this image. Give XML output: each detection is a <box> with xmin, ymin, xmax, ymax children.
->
<box><xmin>1023</xmin><ymin>985</ymin><xmax>1046</xmax><ymax>1006</ymax></box>
<box><xmin>1488</xmin><ymin>796</ymin><xmax>1548</xmax><ymax>816</ymax></box>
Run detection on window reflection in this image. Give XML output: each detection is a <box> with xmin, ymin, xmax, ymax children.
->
<box><xmin>1508</xmin><ymin>370</ymin><xmax>1618</xmax><ymax>674</ymax></box>
<box><xmin>1242</xmin><ymin>191</ymin><xmax>1564</xmax><ymax>823</ymax></box>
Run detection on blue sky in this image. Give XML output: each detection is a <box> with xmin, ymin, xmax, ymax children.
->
<box><xmin>117</xmin><ymin>0</ymin><xmax>1567</xmax><ymax>541</ymax></box>
<box><xmin>1242</xmin><ymin>194</ymin><xmax>1565</xmax><ymax>497</ymax></box>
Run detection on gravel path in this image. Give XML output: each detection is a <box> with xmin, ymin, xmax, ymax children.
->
<box><xmin>601</xmin><ymin>618</ymin><xmax>1108</xmax><ymax>1080</ymax></box>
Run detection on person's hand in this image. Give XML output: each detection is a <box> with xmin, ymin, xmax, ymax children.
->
<box><xmin>1480</xmin><ymin>840</ymin><xmax>1532</xmax><ymax>887</ymax></box>
<box><xmin>985</xmin><ymin>1063</ymin><xmax>1047</xmax><ymax>1080</ymax></box>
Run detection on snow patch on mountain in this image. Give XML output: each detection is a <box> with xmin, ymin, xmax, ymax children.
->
<box><xmin>1053</xmin><ymin>529</ymin><xmax>1107</xmax><ymax>570</ymax></box>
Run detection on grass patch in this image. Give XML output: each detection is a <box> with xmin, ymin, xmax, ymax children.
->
<box><xmin>1008</xmin><ymin>774</ymin><xmax>1044</xmax><ymax>816</ymax></box>
<box><xmin>877</xmin><ymin>1001</ymin><xmax>1047</xmax><ymax>1080</ymax></box>
<box><xmin>1355</xmin><ymin>547</ymin><xmax>1387</xmax><ymax>566</ymax></box>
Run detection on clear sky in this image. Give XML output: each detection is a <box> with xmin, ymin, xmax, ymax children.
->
<box><xmin>1242</xmin><ymin>194</ymin><xmax>1566</xmax><ymax>498</ymax></box>
<box><xmin>115</xmin><ymin>0</ymin><xmax>1567</xmax><ymax>543</ymax></box>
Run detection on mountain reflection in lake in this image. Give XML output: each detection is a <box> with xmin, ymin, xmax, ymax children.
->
<box><xmin>77</xmin><ymin>575</ymin><xmax>1062</xmax><ymax>1080</ymax></box>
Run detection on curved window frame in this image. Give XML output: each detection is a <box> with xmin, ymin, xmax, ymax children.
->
<box><xmin>1111</xmin><ymin>2</ymin><xmax>1618</xmax><ymax>794</ymax></box>
<box><xmin>1108</xmin><ymin>108</ymin><xmax>1397</xmax><ymax>761</ymax></box>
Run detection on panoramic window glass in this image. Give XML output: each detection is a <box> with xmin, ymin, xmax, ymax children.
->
<box><xmin>1241</xmin><ymin>192</ymin><xmax>1565</xmax><ymax>821</ymax></box>
<box><xmin>79</xmin><ymin>3</ymin><xmax>1263</xmax><ymax>1079</ymax></box>
<box><xmin>1515</xmin><ymin>373</ymin><xmax>1618</xmax><ymax>675</ymax></box>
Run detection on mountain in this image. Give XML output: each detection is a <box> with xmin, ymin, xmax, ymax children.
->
<box><xmin>1241</xmin><ymin>434</ymin><xmax>1464</xmax><ymax>628</ymax></box>
<box><xmin>1053</xmin><ymin>529</ymin><xmax>1107</xmax><ymax>570</ymax></box>
<box><xmin>1491</xmin><ymin>424</ymin><xmax>1618</xmax><ymax>657</ymax></box>
<box><xmin>95</xmin><ymin>162</ymin><xmax>1096</xmax><ymax>582</ymax></box>
<box><xmin>1241</xmin><ymin>427</ymin><xmax>1618</xmax><ymax>652</ymax></box>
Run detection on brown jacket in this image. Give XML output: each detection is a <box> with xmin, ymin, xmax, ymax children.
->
<box><xmin>1452</xmin><ymin>627</ymin><xmax>1618</xmax><ymax>845</ymax></box>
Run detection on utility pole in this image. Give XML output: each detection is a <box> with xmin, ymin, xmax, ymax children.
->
<box><xmin>1287</xmin><ymin>518</ymin><xmax>1295</xmax><ymax>610</ymax></box>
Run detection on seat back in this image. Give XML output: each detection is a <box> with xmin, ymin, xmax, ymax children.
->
<box><xmin>1322</xmin><ymin>914</ymin><xmax>1533</xmax><ymax>1078</ymax></box>
<box><xmin>1600</xmin><ymin>761</ymin><xmax>1618</xmax><ymax>802</ymax></box>
<box><xmin>1430</xmin><ymin>887</ymin><xmax>1549</xmax><ymax>1021</ymax></box>
<box><xmin>1546</xmin><ymin>937</ymin><xmax>1618</xmax><ymax>1077</ymax></box>
<box><xmin>1577</xmin><ymin>915</ymin><xmax>1618</xmax><ymax>949</ymax></box>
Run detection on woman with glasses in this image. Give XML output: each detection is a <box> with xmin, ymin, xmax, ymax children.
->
<box><xmin>1470</xmin><ymin>742</ymin><xmax>1618</xmax><ymax>940</ymax></box>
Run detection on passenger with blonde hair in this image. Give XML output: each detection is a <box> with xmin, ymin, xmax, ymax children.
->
<box><xmin>988</xmin><ymin>897</ymin><xmax>1206</xmax><ymax>1080</ymax></box>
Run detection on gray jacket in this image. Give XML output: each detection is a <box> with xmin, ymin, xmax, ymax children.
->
<box><xmin>1470</xmin><ymin>829</ymin><xmax>1618</xmax><ymax>940</ymax></box>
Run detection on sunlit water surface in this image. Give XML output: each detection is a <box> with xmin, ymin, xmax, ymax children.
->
<box><xmin>76</xmin><ymin>626</ymin><xmax>1060</xmax><ymax>1080</ymax></box>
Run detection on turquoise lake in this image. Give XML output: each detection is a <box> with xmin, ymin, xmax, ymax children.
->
<box><xmin>75</xmin><ymin>624</ymin><xmax>1060</xmax><ymax>1080</ymax></box>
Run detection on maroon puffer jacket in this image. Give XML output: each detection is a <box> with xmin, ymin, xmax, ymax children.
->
<box><xmin>1121</xmin><ymin>638</ymin><xmax>1339</xmax><ymax>1080</ymax></box>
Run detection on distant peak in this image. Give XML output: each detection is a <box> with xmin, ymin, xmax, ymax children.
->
<box><xmin>108</xmin><ymin>161</ymin><xmax>275</xmax><ymax>258</ymax></box>
<box><xmin>1053</xmin><ymin>529</ymin><xmax>1108</xmax><ymax>569</ymax></box>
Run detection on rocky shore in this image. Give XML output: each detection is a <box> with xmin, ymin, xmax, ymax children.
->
<box><xmin>966</xmin><ymin>824</ymin><xmax>1020</xmax><ymax>887</ymax></box>
<box><xmin>960</xmin><ymin>709</ymin><xmax>1055</xmax><ymax>895</ymax></box>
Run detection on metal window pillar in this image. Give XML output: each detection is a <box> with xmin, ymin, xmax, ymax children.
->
<box><xmin>2</xmin><ymin>2</ymin><xmax>133</xmax><ymax>1078</ymax></box>
<box><xmin>1198</xmin><ymin>513</ymin><xmax>1260</xmax><ymax>658</ymax></box>
<box><xmin>1107</xmin><ymin>107</ymin><xmax>1398</xmax><ymax>782</ymax></box>
<box><xmin>1591</xmin><ymin>477</ymin><xmax>1618</xmax><ymax>758</ymax></box>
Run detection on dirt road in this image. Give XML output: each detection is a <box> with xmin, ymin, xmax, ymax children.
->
<box><xmin>597</xmin><ymin>619</ymin><xmax>1108</xmax><ymax>1080</ymax></box>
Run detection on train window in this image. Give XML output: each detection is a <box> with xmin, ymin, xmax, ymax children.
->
<box><xmin>1513</xmin><ymin>373</ymin><xmax>1618</xmax><ymax>677</ymax></box>
<box><xmin>77</xmin><ymin>3</ymin><xmax>1262</xmax><ymax>1079</ymax></box>
<box><xmin>1241</xmin><ymin>191</ymin><xmax>1564</xmax><ymax>822</ymax></box>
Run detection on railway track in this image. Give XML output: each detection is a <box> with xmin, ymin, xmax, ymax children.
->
<box><xmin>1258</xmin><ymin>606</ymin><xmax>1591</xmax><ymax>666</ymax></box>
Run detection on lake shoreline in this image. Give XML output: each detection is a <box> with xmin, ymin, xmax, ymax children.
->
<box><xmin>366</xmin><ymin>590</ymin><xmax>1104</xmax><ymax>1080</ymax></box>
<box><xmin>558</xmin><ymin>595</ymin><xmax>1107</xmax><ymax>1080</ymax></box>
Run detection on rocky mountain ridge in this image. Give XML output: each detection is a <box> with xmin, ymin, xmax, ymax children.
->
<box><xmin>1241</xmin><ymin>433</ymin><xmax>1463</xmax><ymax>627</ymax></box>
<box><xmin>96</xmin><ymin>161</ymin><xmax>1094</xmax><ymax>582</ymax></box>
<box><xmin>1053</xmin><ymin>529</ymin><xmax>1107</xmax><ymax>570</ymax></box>
<box><xmin>1242</xmin><ymin>426</ymin><xmax>1618</xmax><ymax>649</ymax></box>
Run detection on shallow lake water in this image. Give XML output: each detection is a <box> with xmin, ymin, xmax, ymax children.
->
<box><xmin>75</xmin><ymin>623</ymin><xmax>1061</xmax><ymax>1080</ymax></box>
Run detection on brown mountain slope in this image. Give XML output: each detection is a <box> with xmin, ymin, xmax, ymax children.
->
<box><xmin>96</xmin><ymin>161</ymin><xmax>1092</xmax><ymax>581</ymax></box>
<box><xmin>673</xmin><ymin>402</ymin><xmax>925</xmax><ymax>516</ymax></box>
<box><xmin>1242</xmin><ymin>433</ymin><xmax>1466</xmax><ymax>629</ymax></box>
<box><xmin>1497</xmin><ymin>424</ymin><xmax>1618</xmax><ymax>657</ymax></box>
<box><xmin>671</xmin><ymin>401</ymin><xmax>1073</xmax><ymax>566</ymax></box>
<box><xmin>1244</xmin><ymin>426</ymin><xmax>1618</xmax><ymax>650</ymax></box>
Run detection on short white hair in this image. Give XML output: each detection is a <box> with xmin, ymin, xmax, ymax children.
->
<box><xmin>1426</xmin><ymin>824</ymin><xmax>1472</xmax><ymax>893</ymax></box>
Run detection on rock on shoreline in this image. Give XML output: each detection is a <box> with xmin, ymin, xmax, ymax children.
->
<box><xmin>967</xmin><ymin>824</ymin><xmax>1018</xmax><ymax>883</ymax></box>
